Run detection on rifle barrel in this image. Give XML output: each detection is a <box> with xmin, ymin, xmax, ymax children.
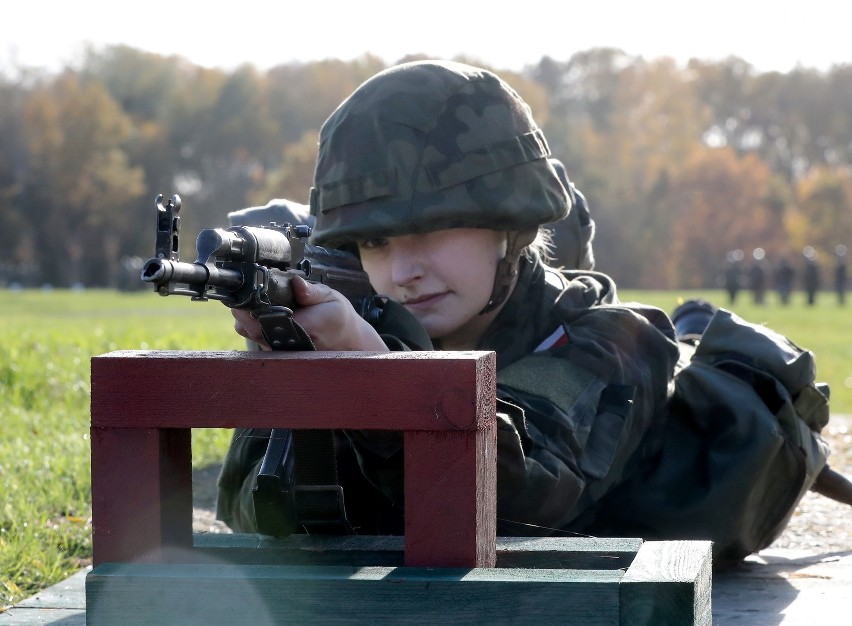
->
<box><xmin>141</xmin><ymin>258</ymin><xmax>244</xmax><ymax>292</ymax></box>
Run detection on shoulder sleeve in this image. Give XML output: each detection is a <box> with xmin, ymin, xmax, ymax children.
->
<box><xmin>493</xmin><ymin>306</ymin><xmax>678</xmax><ymax>533</ymax></box>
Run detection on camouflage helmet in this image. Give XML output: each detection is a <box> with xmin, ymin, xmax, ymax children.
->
<box><xmin>308</xmin><ymin>60</ymin><xmax>571</xmax><ymax>248</ymax></box>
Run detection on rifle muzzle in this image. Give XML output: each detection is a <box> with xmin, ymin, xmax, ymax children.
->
<box><xmin>141</xmin><ymin>258</ymin><xmax>244</xmax><ymax>292</ymax></box>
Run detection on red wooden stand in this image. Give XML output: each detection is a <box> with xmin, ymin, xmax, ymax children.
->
<box><xmin>90</xmin><ymin>349</ymin><xmax>497</xmax><ymax>568</ymax></box>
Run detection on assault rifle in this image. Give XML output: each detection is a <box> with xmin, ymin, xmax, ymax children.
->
<box><xmin>140</xmin><ymin>192</ymin><xmax>377</xmax><ymax>535</ymax></box>
<box><xmin>140</xmin><ymin>193</ymin><xmax>378</xmax><ymax>350</ymax></box>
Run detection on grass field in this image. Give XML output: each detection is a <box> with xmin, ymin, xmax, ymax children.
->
<box><xmin>1</xmin><ymin>287</ymin><xmax>850</xmax><ymax>609</ymax></box>
<box><xmin>0</xmin><ymin>289</ymin><xmax>244</xmax><ymax>609</ymax></box>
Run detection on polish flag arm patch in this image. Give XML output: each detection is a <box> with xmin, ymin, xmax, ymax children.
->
<box><xmin>534</xmin><ymin>325</ymin><xmax>569</xmax><ymax>352</ymax></box>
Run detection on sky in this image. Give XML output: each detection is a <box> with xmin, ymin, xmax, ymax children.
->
<box><xmin>3</xmin><ymin>1</ymin><xmax>850</xmax><ymax>76</ymax></box>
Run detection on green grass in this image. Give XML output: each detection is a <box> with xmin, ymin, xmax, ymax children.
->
<box><xmin>1</xmin><ymin>287</ymin><xmax>850</xmax><ymax>609</ymax></box>
<box><xmin>0</xmin><ymin>289</ymin><xmax>244</xmax><ymax>609</ymax></box>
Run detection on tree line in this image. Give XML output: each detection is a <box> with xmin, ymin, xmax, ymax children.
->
<box><xmin>1</xmin><ymin>45</ymin><xmax>850</xmax><ymax>289</ymax></box>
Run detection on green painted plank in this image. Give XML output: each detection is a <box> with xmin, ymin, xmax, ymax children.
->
<box><xmin>87</xmin><ymin>562</ymin><xmax>624</xmax><ymax>625</ymax></box>
<box><xmin>620</xmin><ymin>540</ymin><xmax>713</xmax><ymax>626</ymax></box>
<box><xmin>85</xmin><ymin>539</ymin><xmax>712</xmax><ymax>624</ymax></box>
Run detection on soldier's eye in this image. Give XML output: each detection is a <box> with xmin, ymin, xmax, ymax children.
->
<box><xmin>359</xmin><ymin>238</ymin><xmax>388</xmax><ymax>250</ymax></box>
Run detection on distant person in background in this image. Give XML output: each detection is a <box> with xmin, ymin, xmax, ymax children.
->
<box><xmin>835</xmin><ymin>244</ymin><xmax>848</xmax><ymax>306</ymax></box>
<box><xmin>774</xmin><ymin>256</ymin><xmax>795</xmax><ymax>305</ymax></box>
<box><xmin>803</xmin><ymin>246</ymin><xmax>820</xmax><ymax>306</ymax></box>
<box><xmin>723</xmin><ymin>250</ymin><xmax>744</xmax><ymax>305</ymax></box>
<box><xmin>749</xmin><ymin>248</ymin><xmax>767</xmax><ymax>305</ymax></box>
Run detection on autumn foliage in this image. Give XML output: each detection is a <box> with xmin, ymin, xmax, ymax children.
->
<box><xmin>0</xmin><ymin>47</ymin><xmax>849</xmax><ymax>288</ymax></box>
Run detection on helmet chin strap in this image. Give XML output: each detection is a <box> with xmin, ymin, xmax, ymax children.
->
<box><xmin>480</xmin><ymin>230</ymin><xmax>537</xmax><ymax>314</ymax></box>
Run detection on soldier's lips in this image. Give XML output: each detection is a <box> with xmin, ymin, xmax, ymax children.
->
<box><xmin>403</xmin><ymin>292</ymin><xmax>448</xmax><ymax>309</ymax></box>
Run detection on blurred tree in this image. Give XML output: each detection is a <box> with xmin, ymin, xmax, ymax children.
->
<box><xmin>186</xmin><ymin>65</ymin><xmax>282</xmax><ymax>225</ymax></box>
<box><xmin>251</xmin><ymin>129</ymin><xmax>319</xmax><ymax>206</ymax></box>
<box><xmin>530</xmin><ymin>49</ymin><xmax>640</xmax><ymax>283</ymax></box>
<box><xmin>822</xmin><ymin>66</ymin><xmax>852</xmax><ymax>166</ymax></box>
<box><xmin>688</xmin><ymin>56</ymin><xmax>760</xmax><ymax>152</ymax></box>
<box><xmin>795</xmin><ymin>166</ymin><xmax>852</xmax><ymax>257</ymax></box>
<box><xmin>266</xmin><ymin>56</ymin><xmax>386</xmax><ymax>146</ymax></box>
<box><xmin>81</xmin><ymin>45</ymin><xmax>190</xmax><ymax>121</ymax></box>
<box><xmin>664</xmin><ymin>147</ymin><xmax>782</xmax><ymax>287</ymax></box>
<box><xmin>0</xmin><ymin>77</ymin><xmax>28</xmax><ymax>277</ymax></box>
<box><xmin>552</xmin><ymin>55</ymin><xmax>710</xmax><ymax>286</ymax></box>
<box><xmin>689</xmin><ymin>58</ymin><xmax>850</xmax><ymax>183</ymax></box>
<box><xmin>533</xmin><ymin>48</ymin><xmax>637</xmax><ymax>180</ymax></box>
<box><xmin>2</xmin><ymin>46</ymin><xmax>851</xmax><ymax>289</ymax></box>
<box><xmin>80</xmin><ymin>46</ymin><xmax>228</xmax><ymax>258</ymax></box>
<box><xmin>20</xmin><ymin>71</ymin><xmax>144</xmax><ymax>285</ymax></box>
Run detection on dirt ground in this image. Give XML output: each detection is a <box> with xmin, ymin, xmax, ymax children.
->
<box><xmin>192</xmin><ymin>416</ymin><xmax>852</xmax><ymax>551</ymax></box>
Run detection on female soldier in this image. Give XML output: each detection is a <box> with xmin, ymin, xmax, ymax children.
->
<box><xmin>218</xmin><ymin>60</ymin><xmax>832</xmax><ymax>563</ymax></box>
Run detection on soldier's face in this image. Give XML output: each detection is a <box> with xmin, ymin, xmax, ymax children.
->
<box><xmin>358</xmin><ymin>228</ymin><xmax>508</xmax><ymax>349</ymax></box>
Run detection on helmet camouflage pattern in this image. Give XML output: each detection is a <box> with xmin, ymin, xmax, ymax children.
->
<box><xmin>308</xmin><ymin>60</ymin><xmax>571</xmax><ymax>248</ymax></box>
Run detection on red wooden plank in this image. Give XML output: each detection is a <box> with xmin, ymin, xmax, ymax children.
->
<box><xmin>91</xmin><ymin>427</ymin><xmax>193</xmax><ymax>565</ymax></box>
<box><xmin>91</xmin><ymin>351</ymin><xmax>496</xmax><ymax>431</ymax></box>
<box><xmin>404</xmin><ymin>429</ymin><xmax>497</xmax><ymax>568</ymax></box>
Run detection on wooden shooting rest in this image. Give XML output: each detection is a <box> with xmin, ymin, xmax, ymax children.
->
<box><xmin>86</xmin><ymin>350</ymin><xmax>711</xmax><ymax>625</ymax></box>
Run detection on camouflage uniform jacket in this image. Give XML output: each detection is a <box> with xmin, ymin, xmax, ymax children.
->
<box><xmin>216</xmin><ymin>256</ymin><xmax>681</xmax><ymax>536</ymax></box>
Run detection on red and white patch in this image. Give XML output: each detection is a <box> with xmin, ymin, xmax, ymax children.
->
<box><xmin>534</xmin><ymin>325</ymin><xmax>569</xmax><ymax>352</ymax></box>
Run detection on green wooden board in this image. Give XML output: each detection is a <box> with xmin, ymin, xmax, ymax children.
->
<box><xmin>86</xmin><ymin>536</ymin><xmax>712</xmax><ymax>625</ymax></box>
<box><xmin>87</xmin><ymin>562</ymin><xmax>623</xmax><ymax>625</ymax></box>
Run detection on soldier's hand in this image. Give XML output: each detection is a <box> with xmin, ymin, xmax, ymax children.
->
<box><xmin>290</xmin><ymin>276</ymin><xmax>388</xmax><ymax>351</ymax></box>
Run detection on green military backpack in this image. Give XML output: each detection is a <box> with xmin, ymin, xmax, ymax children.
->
<box><xmin>595</xmin><ymin>306</ymin><xmax>830</xmax><ymax>565</ymax></box>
